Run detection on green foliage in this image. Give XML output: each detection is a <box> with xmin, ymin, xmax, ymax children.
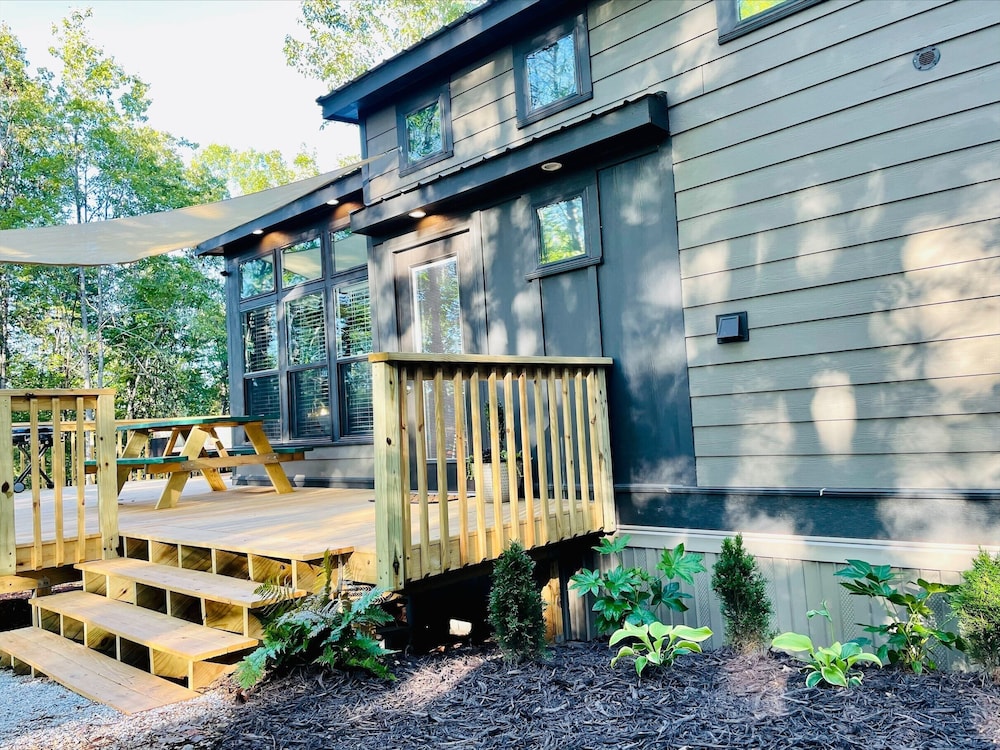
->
<box><xmin>711</xmin><ymin>533</ymin><xmax>773</xmax><ymax>652</ymax></box>
<box><xmin>610</xmin><ymin>621</ymin><xmax>713</xmax><ymax>677</ymax></box>
<box><xmin>189</xmin><ymin>143</ymin><xmax>320</xmax><ymax>198</ymax></box>
<box><xmin>235</xmin><ymin>553</ymin><xmax>395</xmax><ymax>688</ymax></box>
<box><xmin>488</xmin><ymin>541</ymin><xmax>548</xmax><ymax>664</ymax></box>
<box><xmin>835</xmin><ymin>559</ymin><xmax>961</xmax><ymax>673</ymax></box>
<box><xmin>284</xmin><ymin>0</ymin><xmax>480</xmax><ymax>86</ymax></box>
<box><xmin>950</xmin><ymin>549</ymin><xmax>1000</xmax><ymax>678</ymax></box>
<box><xmin>771</xmin><ymin>603</ymin><xmax>882</xmax><ymax>687</ymax></box>
<box><xmin>569</xmin><ymin>535</ymin><xmax>706</xmax><ymax>635</ymax></box>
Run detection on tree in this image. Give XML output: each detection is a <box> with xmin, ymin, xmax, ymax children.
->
<box><xmin>190</xmin><ymin>144</ymin><xmax>320</xmax><ymax>197</ymax></box>
<box><xmin>0</xmin><ymin>14</ymin><xmax>229</xmax><ymax>415</ymax></box>
<box><xmin>284</xmin><ymin>0</ymin><xmax>480</xmax><ymax>87</ymax></box>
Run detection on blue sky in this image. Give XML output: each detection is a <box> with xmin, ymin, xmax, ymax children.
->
<box><xmin>0</xmin><ymin>0</ymin><xmax>360</xmax><ymax>172</ymax></box>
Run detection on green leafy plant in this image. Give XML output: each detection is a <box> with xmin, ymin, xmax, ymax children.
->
<box><xmin>610</xmin><ymin>621</ymin><xmax>713</xmax><ymax>676</ymax></box>
<box><xmin>234</xmin><ymin>552</ymin><xmax>395</xmax><ymax>688</ymax></box>
<box><xmin>950</xmin><ymin>548</ymin><xmax>1000</xmax><ymax>679</ymax></box>
<box><xmin>488</xmin><ymin>541</ymin><xmax>549</xmax><ymax>664</ymax></box>
<box><xmin>569</xmin><ymin>535</ymin><xmax>706</xmax><ymax>635</ymax></box>
<box><xmin>711</xmin><ymin>533</ymin><xmax>773</xmax><ymax>652</ymax></box>
<box><xmin>771</xmin><ymin>603</ymin><xmax>882</xmax><ymax>687</ymax></box>
<box><xmin>835</xmin><ymin>559</ymin><xmax>961</xmax><ymax>673</ymax></box>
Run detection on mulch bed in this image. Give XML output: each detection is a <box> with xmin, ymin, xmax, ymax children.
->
<box><xmin>212</xmin><ymin>641</ymin><xmax>1000</xmax><ymax>749</ymax></box>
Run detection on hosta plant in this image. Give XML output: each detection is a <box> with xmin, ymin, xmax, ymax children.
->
<box><xmin>610</xmin><ymin>621</ymin><xmax>713</xmax><ymax>677</ymax></box>
<box><xmin>835</xmin><ymin>559</ymin><xmax>961</xmax><ymax>673</ymax></box>
<box><xmin>771</xmin><ymin>603</ymin><xmax>882</xmax><ymax>687</ymax></box>
<box><xmin>569</xmin><ymin>535</ymin><xmax>706</xmax><ymax>635</ymax></box>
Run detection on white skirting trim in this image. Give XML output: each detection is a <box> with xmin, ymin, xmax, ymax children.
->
<box><xmin>617</xmin><ymin>525</ymin><xmax>998</xmax><ymax>572</ymax></box>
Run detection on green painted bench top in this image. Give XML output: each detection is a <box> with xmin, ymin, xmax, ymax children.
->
<box><xmin>115</xmin><ymin>415</ymin><xmax>265</xmax><ymax>431</ymax></box>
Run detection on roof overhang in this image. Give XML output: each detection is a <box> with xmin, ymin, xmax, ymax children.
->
<box><xmin>350</xmin><ymin>93</ymin><xmax>669</xmax><ymax>237</ymax></box>
<box><xmin>317</xmin><ymin>0</ymin><xmax>579</xmax><ymax>123</ymax></box>
<box><xmin>0</xmin><ymin>166</ymin><xmax>360</xmax><ymax>267</ymax></box>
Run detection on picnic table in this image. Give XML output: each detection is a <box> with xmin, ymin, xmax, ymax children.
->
<box><xmin>112</xmin><ymin>415</ymin><xmax>301</xmax><ymax>510</ymax></box>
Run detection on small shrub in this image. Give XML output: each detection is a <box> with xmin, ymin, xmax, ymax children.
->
<box><xmin>835</xmin><ymin>559</ymin><xmax>961</xmax><ymax>673</ymax></box>
<box><xmin>951</xmin><ymin>548</ymin><xmax>1000</xmax><ymax>679</ymax></box>
<box><xmin>488</xmin><ymin>541</ymin><xmax>548</xmax><ymax>664</ymax></box>
<box><xmin>235</xmin><ymin>553</ymin><xmax>394</xmax><ymax>688</ymax></box>
<box><xmin>771</xmin><ymin>602</ymin><xmax>882</xmax><ymax>688</ymax></box>
<box><xmin>610</xmin><ymin>621</ymin><xmax>713</xmax><ymax>677</ymax></box>
<box><xmin>569</xmin><ymin>535</ymin><xmax>706</xmax><ymax>635</ymax></box>
<box><xmin>711</xmin><ymin>533</ymin><xmax>773</xmax><ymax>652</ymax></box>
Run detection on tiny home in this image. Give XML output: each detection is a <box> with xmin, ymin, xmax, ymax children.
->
<box><xmin>202</xmin><ymin>0</ymin><xmax>999</xmax><ymax>641</ymax></box>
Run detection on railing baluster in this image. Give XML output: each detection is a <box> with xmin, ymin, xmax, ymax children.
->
<box><xmin>433</xmin><ymin>368</ymin><xmax>449</xmax><ymax>574</ymax></box>
<box><xmin>413</xmin><ymin>367</ymin><xmax>430</xmax><ymax>577</ymax></box>
<box><xmin>30</xmin><ymin>399</ymin><xmax>42</xmax><ymax>570</ymax></box>
<box><xmin>487</xmin><ymin>371</ymin><xmax>504</xmax><ymax>557</ymax></box>
<box><xmin>503</xmin><ymin>372</ymin><xmax>519</xmax><ymax>546</ymax></box>
<box><xmin>52</xmin><ymin>397</ymin><xmax>65</xmax><ymax>567</ymax></box>
<box><xmin>561</xmin><ymin>369</ymin><xmax>578</xmax><ymax>536</ymax></box>
<box><xmin>452</xmin><ymin>369</ymin><xmax>469</xmax><ymax>566</ymax></box>
<box><xmin>0</xmin><ymin>393</ymin><xmax>14</xmax><ymax>577</ymax></box>
<box><xmin>75</xmin><ymin>397</ymin><xmax>86</xmax><ymax>562</ymax></box>
<box><xmin>517</xmin><ymin>370</ymin><xmax>535</xmax><ymax>548</ymax></box>
<box><xmin>574</xmin><ymin>370</ymin><xmax>592</xmax><ymax>532</ymax></box>
<box><xmin>398</xmin><ymin>366</ymin><xmax>412</xmax><ymax>578</ymax></box>
<box><xmin>546</xmin><ymin>371</ymin><xmax>563</xmax><ymax>540</ymax></box>
<box><xmin>533</xmin><ymin>371</ymin><xmax>550</xmax><ymax>546</ymax></box>
<box><xmin>469</xmin><ymin>372</ymin><xmax>487</xmax><ymax>562</ymax></box>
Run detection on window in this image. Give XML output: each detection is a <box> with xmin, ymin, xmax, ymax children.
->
<box><xmin>397</xmin><ymin>87</ymin><xmax>453</xmax><ymax>175</ymax></box>
<box><xmin>527</xmin><ymin>178</ymin><xmax>602</xmax><ymax>280</ymax></box>
<box><xmin>717</xmin><ymin>0</ymin><xmax>824</xmax><ymax>43</ymax></box>
<box><xmin>234</xmin><ymin>226</ymin><xmax>374</xmax><ymax>442</ymax></box>
<box><xmin>514</xmin><ymin>13</ymin><xmax>592</xmax><ymax>128</ymax></box>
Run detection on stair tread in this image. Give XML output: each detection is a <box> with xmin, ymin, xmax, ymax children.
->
<box><xmin>0</xmin><ymin>627</ymin><xmax>198</xmax><ymax>714</ymax></box>
<box><xmin>31</xmin><ymin>591</ymin><xmax>258</xmax><ymax>659</ymax></box>
<box><xmin>77</xmin><ymin>557</ymin><xmax>302</xmax><ymax>607</ymax></box>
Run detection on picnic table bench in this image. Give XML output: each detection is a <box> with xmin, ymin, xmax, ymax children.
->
<box><xmin>87</xmin><ymin>415</ymin><xmax>319</xmax><ymax>510</ymax></box>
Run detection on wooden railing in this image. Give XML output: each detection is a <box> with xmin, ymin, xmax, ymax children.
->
<box><xmin>0</xmin><ymin>389</ymin><xmax>119</xmax><ymax>577</ymax></box>
<box><xmin>372</xmin><ymin>353</ymin><xmax>615</xmax><ymax>590</ymax></box>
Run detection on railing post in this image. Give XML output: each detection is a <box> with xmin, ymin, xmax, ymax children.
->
<box><xmin>372</xmin><ymin>358</ymin><xmax>407</xmax><ymax>590</ymax></box>
<box><xmin>592</xmin><ymin>369</ymin><xmax>616</xmax><ymax>533</ymax></box>
<box><xmin>0</xmin><ymin>392</ymin><xmax>15</xmax><ymax>576</ymax></box>
<box><xmin>94</xmin><ymin>392</ymin><xmax>119</xmax><ymax>559</ymax></box>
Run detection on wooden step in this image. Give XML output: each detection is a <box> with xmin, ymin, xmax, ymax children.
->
<box><xmin>30</xmin><ymin>590</ymin><xmax>257</xmax><ymax>660</ymax></box>
<box><xmin>76</xmin><ymin>557</ymin><xmax>302</xmax><ymax>608</ymax></box>
<box><xmin>0</xmin><ymin>627</ymin><xmax>198</xmax><ymax>714</ymax></box>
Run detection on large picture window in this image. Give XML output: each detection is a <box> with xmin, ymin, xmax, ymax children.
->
<box><xmin>397</xmin><ymin>87</ymin><xmax>453</xmax><ymax>175</ymax></box>
<box><xmin>716</xmin><ymin>0</ymin><xmax>824</xmax><ymax>43</ymax></box>
<box><xmin>513</xmin><ymin>13</ymin><xmax>592</xmax><ymax>128</ymax></box>
<box><xmin>234</xmin><ymin>227</ymin><xmax>373</xmax><ymax>443</ymax></box>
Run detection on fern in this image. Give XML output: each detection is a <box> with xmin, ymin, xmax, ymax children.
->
<box><xmin>235</xmin><ymin>552</ymin><xmax>396</xmax><ymax>688</ymax></box>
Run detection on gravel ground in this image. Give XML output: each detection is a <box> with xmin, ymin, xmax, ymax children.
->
<box><xmin>3</xmin><ymin>642</ymin><xmax>998</xmax><ymax>750</ymax></box>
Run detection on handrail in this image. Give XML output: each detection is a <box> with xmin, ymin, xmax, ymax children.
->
<box><xmin>0</xmin><ymin>389</ymin><xmax>119</xmax><ymax>577</ymax></box>
<box><xmin>371</xmin><ymin>353</ymin><xmax>615</xmax><ymax>590</ymax></box>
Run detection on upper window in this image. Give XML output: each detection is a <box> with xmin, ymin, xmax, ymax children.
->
<box><xmin>397</xmin><ymin>87</ymin><xmax>453</xmax><ymax>175</ymax></box>
<box><xmin>527</xmin><ymin>177</ymin><xmax>601</xmax><ymax>280</ymax></box>
<box><xmin>717</xmin><ymin>0</ymin><xmax>824</xmax><ymax>43</ymax></box>
<box><xmin>514</xmin><ymin>13</ymin><xmax>592</xmax><ymax>128</ymax></box>
<box><xmin>281</xmin><ymin>237</ymin><xmax>322</xmax><ymax>287</ymax></box>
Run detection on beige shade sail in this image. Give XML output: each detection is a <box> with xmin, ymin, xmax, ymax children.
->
<box><xmin>0</xmin><ymin>166</ymin><xmax>356</xmax><ymax>266</ymax></box>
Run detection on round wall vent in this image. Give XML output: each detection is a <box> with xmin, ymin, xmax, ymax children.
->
<box><xmin>913</xmin><ymin>46</ymin><xmax>940</xmax><ymax>71</ymax></box>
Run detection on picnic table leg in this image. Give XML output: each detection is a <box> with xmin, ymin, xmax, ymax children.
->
<box><xmin>242</xmin><ymin>423</ymin><xmax>295</xmax><ymax>494</ymax></box>
<box><xmin>119</xmin><ymin>430</ymin><xmax>150</xmax><ymax>493</ymax></box>
<box><xmin>155</xmin><ymin>426</ymin><xmax>212</xmax><ymax>510</ymax></box>
<box><xmin>197</xmin><ymin>428</ymin><xmax>229</xmax><ymax>493</ymax></box>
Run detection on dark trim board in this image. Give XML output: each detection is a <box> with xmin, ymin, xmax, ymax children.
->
<box><xmin>616</xmin><ymin>484</ymin><xmax>1000</xmax><ymax>546</ymax></box>
<box><xmin>234</xmin><ymin>475</ymin><xmax>376</xmax><ymax>490</ymax></box>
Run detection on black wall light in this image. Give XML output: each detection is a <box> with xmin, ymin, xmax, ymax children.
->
<box><xmin>716</xmin><ymin>311</ymin><xmax>749</xmax><ymax>344</ymax></box>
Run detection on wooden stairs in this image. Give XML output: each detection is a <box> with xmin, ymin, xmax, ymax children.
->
<box><xmin>0</xmin><ymin>543</ymin><xmax>308</xmax><ymax>714</ymax></box>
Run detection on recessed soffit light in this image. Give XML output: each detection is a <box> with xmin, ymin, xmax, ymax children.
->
<box><xmin>252</xmin><ymin>229</ymin><xmax>264</xmax><ymax>235</ymax></box>
<box><xmin>541</xmin><ymin>161</ymin><xmax>563</xmax><ymax>172</ymax></box>
<box><xmin>326</xmin><ymin>198</ymin><xmax>339</xmax><ymax>206</ymax></box>
<box><xmin>408</xmin><ymin>209</ymin><xmax>427</xmax><ymax>219</ymax></box>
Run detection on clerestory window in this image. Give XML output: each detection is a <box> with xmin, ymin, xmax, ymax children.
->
<box><xmin>513</xmin><ymin>12</ymin><xmax>592</xmax><ymax>128</ymax></box>
<box><xmin>397</xmin><ymin>87</ymin><xmax>453</xmax><ymax>175</ymax></box>
<box><xmin>717</xmin><ymin>0</ymin><xmax>824</xmax><ymax>43</ymax></box>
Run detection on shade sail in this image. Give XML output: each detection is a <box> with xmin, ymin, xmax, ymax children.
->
<box><xmin>0</xmin><ymin>166</ymin><xmax>356</xmax><ymax>266</ymax></box>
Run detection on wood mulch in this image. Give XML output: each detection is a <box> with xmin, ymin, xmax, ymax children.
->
<box><xmin>209</xmin><ymin>641</ymin><xmax>1000</xmax><ymax>750</ymax></box>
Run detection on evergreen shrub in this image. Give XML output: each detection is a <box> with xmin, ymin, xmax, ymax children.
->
<box><xmin>711</xmin><ymin>533</ymin><xmax>773</xmax><ymax>652</ymax></box>
<box><xmin>488</xmin><ymin>541</ymin><xmax>548</xmax><ymax>664</ymax></box>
